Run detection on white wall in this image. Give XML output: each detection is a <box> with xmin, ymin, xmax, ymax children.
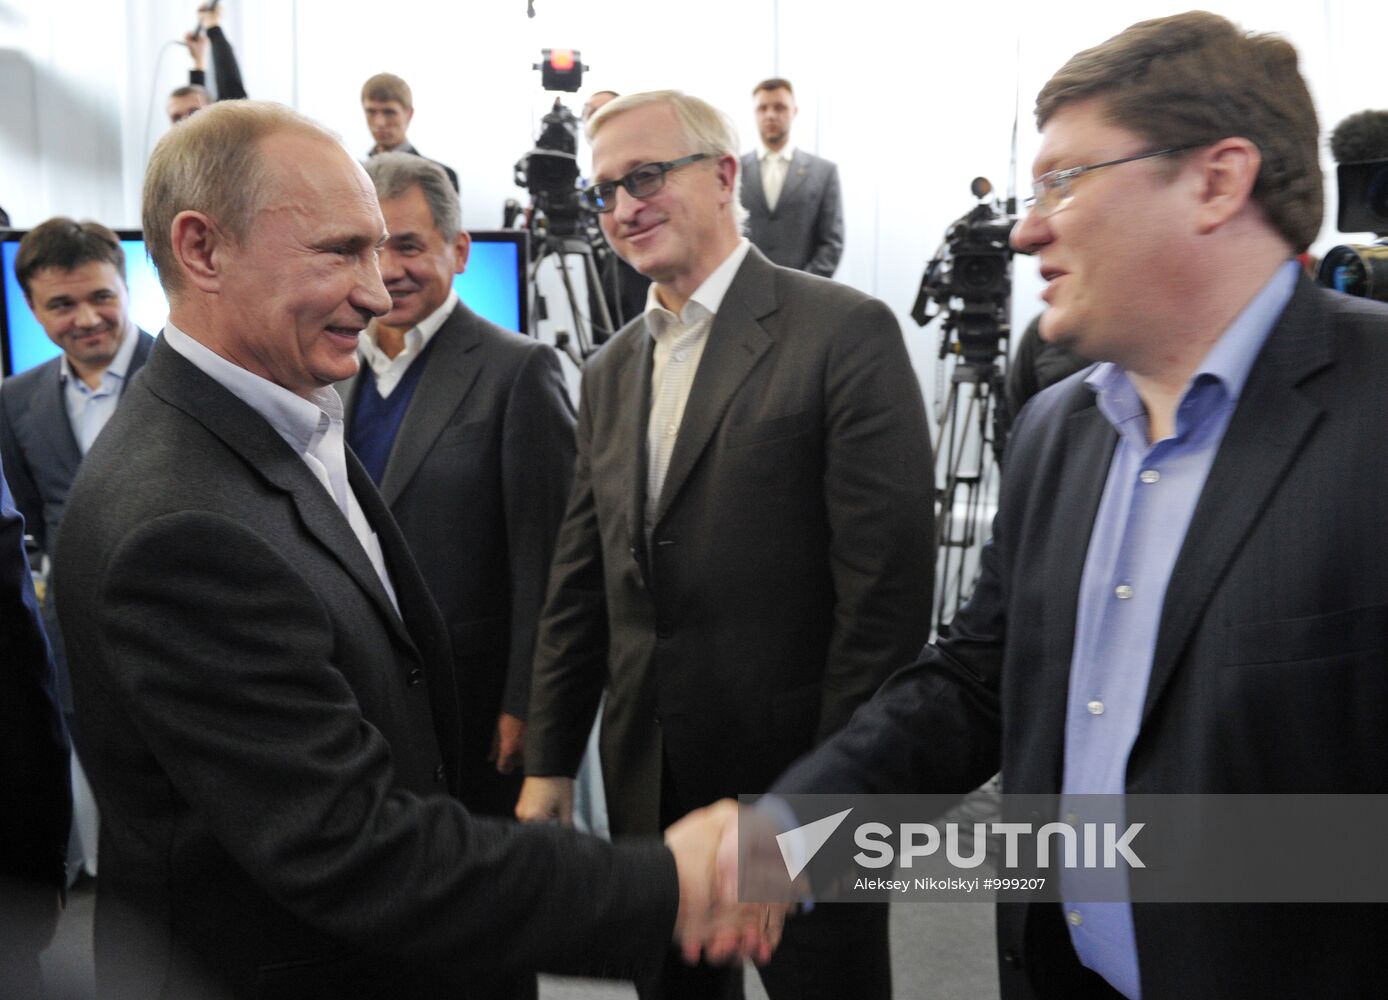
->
<box><xmin>4</xmin><ymin>0</ymin><xmax>1386</xmax><ymax>409</ymax></box>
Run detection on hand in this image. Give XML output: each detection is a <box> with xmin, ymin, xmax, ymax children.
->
<box><xmin>197</xmin><ymin>2</ymin><xmax>222</xmax><ymax>31</ymax></box>
<box><xmin>183</xmin><ymin>29</ymin><xmax>208</xmax><ymax>69</ymax></box>
<box><xmin>666</xmin><ymin>800</ymin><xmax>785</xmax><ymax>967</ymax></box>
<box><xmin>489</xmin><ymin>713</ymin><xmax>526</xmax><ymax>775</ymax></box>
<box><xmin>515</xmin><ymin>775</ymin><xmax>574</xmax><ymax>825</ymax></box>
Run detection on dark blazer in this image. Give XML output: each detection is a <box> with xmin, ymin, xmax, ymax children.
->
<box><xmin>0</xmin><ymin>329</ymin><xmax>155</xmax><ymax>710</ymax></box>
<box><xmin>54</xmin><ymin>339</ymin><xmax>675</xmax><ymax>1000</ymax></box>
<box><xmin>0</xmin><ymin>459</ymin><xmax>70</xmax><ymax>1000</ymax></box>
<box><xmin>340</xmin><ymin>302</ymin><xmax>576</xmax><ymax>816</ymax></box>
<box><xmin>527</xmin><ymin>246</ymin><xmax>935</xmax><ymax>837</ymax></box>
<box><xmin>0</xmin><ymin>457</ymin><xmax>70</xmax><ymax>887</ymax></box>
<box><xmin>0</xmin><ymin>329</ymin><xmax>155</xmax><ymax>556</ymax></box>
<box><xmin>739</xmin><ymin>149</ymin><xmax>845</xmax><ymax>277</ymax></box>
<box><xmin>774</xmin><ymin>276</ymin><xmax>1388</xmax><ymax>999</ymax></box>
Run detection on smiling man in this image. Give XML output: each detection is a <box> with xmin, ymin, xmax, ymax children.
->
<box><xmin>0</xmin><ymin>219</ymin><xmax>155</xmax><ymax>741</ymax></box>
<box><xmin>757</xmin><ymin>11</ymin><xmax>1388</xmax><ymax>1000</ymax></box>
<box><xmin>53</xmin><ymin>100</ymin><xmax>750</xmax><ymax>1000</ymax></box>
<box><xmin>342</xmin><ymin>152</ymin><xmax>575</xmax><ymax>847</ymax></box>
<box><xmin>519</xmin><ymin>90</ymin><xmax>934</xmax><ymax>999</ymax></box>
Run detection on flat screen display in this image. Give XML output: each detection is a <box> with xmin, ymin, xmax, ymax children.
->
<box><xmin>1</xmin><ymin>229</ymin><xmax>529</xmax><ymax>377</ymax></box>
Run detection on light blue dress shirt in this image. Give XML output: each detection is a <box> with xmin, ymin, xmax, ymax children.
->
<box><xmin>60</xmin><ymin>324</ymin><xmax>141</xmax><ymax>455</ymax></box>
<box><xmin>1060</xmin><ymin>260</ymin><xmax>1300</xmax><ymax>998</ymax></box>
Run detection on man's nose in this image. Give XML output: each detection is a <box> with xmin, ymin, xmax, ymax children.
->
<box><xmin>1010</xmin><ymin>206</ymin><xmax>1049</xmax><ymax>255</ymax></box>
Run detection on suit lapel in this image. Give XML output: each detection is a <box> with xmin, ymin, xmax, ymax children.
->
<box><xmin>624</xmin><ymin>329</ymin><xmax>655</xmax><ymax>578</ymax></box>
<box><xmin>743</xmin><ymin>154</ymin><xmax>768</xmax><ymax>215</ymax></box>
<box><xmin>776</xmin><ymin>150</ymin><xmax>811</xmax><ymax>213</ymax></box>
<box><xmin>120</xmin><ymin>330</ymin><xmax>155</xmax><ymax>399</ymax></box>
<box><xmin>652</xmin><ymin>252</ymin><xmax>775</xmax><ymax>527</ymax></box>
<box><xmin>36</xmin><ymin>367</ymin><xmax>83</xmax><ymax>481</ymax></box>
<box><xmin>379</xmin><ymin>304</ymin><xmax>482</xmax><ymax>506</ymax></box>
<box><xmin>145</xmin><ymin>341</ymin><xmax>417</xmax><ymax>652</ymax></box>
<box><xmin>1141</xmin><ymin>277</ymin><xmax>1330</xmax><ymax>724</ymax></box>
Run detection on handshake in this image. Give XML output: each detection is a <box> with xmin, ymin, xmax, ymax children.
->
<box><xmin>518</xmin><ymin>778</ymin><xmax>803</xmax><ymax>967</ymax></box>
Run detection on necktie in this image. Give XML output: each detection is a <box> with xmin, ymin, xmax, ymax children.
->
<box><xmin>763</xmin><ymin>154</ymin><xmax>786</xmax><ymax>211</ymax></box>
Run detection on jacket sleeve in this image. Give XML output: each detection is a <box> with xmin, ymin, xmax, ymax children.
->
<box><xmin>500</xmin><ymin>343</ymin><xmax>577</xmax><ymax>719</ymax></box>
<box><xmin>805</xmin><ymin>163</ymin><xmax>845</xmax><ymax>278</ymax></box>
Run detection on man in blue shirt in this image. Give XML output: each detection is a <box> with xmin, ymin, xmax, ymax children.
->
<box><xmin>763</xmin><ymin>11</ymin><xmax>1388</xmax><ymax>999</ymax></box>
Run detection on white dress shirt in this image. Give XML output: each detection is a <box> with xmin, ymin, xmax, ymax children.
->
<box><xmin>357</xmin><ymin>291</ymin><xmax>458</xmax><ymax>398</ymax></box>
<box><xmin>643</xmin><ymin>238</ymin><xmax>752</xmax><ymax>531</ymax></box>
<box><xmin>61</xmin><ymin>323</ymin><xmax>141</xmax><ymax>455</ymax></box>
<box><xmin>162</xmin><ymin>321</ymin><xmax>400</xmax><ymax>614</ymax></box>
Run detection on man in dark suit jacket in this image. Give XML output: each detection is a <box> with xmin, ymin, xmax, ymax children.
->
<box><xmin>738</xmin><ymin>78</ymin><xmax>844</xmax><ymax>278</ymax></box>
<box><xmin>0</xmin><ymin>457</ymin><xmax>71</xmax><ymax>1000</ymax></box>
<box><xmin>753</xmin><ymin>12</ymin><xmax>1388</xmax><ymax>999</ymax></box>
<box><xmin>520</xmin><ymin>90</ymin><xmax>934</xmax><ymax>999</ymax></box>
<box><xmin>341</xmin><ymin>152</ymin><xmax>576</xmax><ymax>825</ymax></box>
<box><xmin>0</xmin><ymin>218</ymin><xmax>154</xmax><ymax>744</ymax></box>
<box><xmin>55</xmin><ymin>99</ymin><xmax>755</xmax><ymax>1000</ymax></box>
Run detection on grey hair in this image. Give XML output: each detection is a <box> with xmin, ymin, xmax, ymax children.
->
<box><xmin>588</xmin><ymin>90</ymin><xmax>748</xmax><ymax>227</ymax></box>
<box><xmin>362</xmin><ymin>152</ymin><xmax>461</xmax><ymax>242</ymax></box>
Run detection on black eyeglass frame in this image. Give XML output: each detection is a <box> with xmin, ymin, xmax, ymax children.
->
<box><xmin>580</xmin><ymin>153</ymin><xmax>714</xmax><ymax>213</ymax></box>
<box><xmin>1024</xmin><ymin>144</ymin><xmax>1203</xmax><ymax>217</ymax></box>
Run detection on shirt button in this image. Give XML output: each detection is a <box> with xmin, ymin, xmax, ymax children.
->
<box><xmin>1068</xmin><ymin>909</ymin><xmax>1083</xmax><ymax>927</ymax></box>
<box><xmin>1087</xmin><ymin>700</ymin><xmax>1105</xmax><ymax>716</ymax></box>
<box><xmin>1114</xmin><ymin>584</ymin><xmax>1134</xmax><ymax>600</ymax></box>
<box><xmin>1140</xmin><ymin>469</ymin><xmax>1160</xmax><ymax>484</ymax></box>
<box><xmin>673</xmin><ymin>351</ymin><xmax>686</xmax><ymax>362</ymax></box>
<box><xmin>666</xmin><ymin>424</ymin><xmax>677</xmax><ymax>436</ymax></box>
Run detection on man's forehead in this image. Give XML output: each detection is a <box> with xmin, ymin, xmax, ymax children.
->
<box><xmin>32</xmin><ymin>260</ymin><xmax>124</xmax><ymax>291</ymax></box>
<box><xmin>592</xmin><ymin>105</ymin><xmax>684</xmax><ymax>176</ymax></box>
<box><xmin>1032</xmin><ymin>100</ymin><xmax>1137</xmax><ymax>174</ymax></box>
<box><xmin>756</xmin><ymin>89</ymin><xmax>793</xmax><ymax>106</ymax></box>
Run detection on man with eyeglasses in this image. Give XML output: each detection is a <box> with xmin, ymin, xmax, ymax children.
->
<box><xmin>745</xmin><ymin>11</ymin><xmax>1388</xmax><ymax>1000</ymax></box>
<box><xmin>519</xmin><ymin>89</ymin><xmax>934</xmax><ymax>999</ymax></box>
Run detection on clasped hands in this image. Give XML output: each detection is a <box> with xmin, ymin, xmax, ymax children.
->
<box><xmin>664</xmin><ymin>799</ymin><xmax>802</xmax><ymax>967</ymax></box>
<box><xmin>517</xmin><ymin>779</ymin><xmax>803</xmax><ymax>966</ymax></box>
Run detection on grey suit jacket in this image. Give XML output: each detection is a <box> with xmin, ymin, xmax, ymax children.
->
<box><xmin>774</xmin><ymin>276</ymin><xmax>1388</xmax><ymax>999</ymax></box>
<box><xmin>527</xmin><ymin>246</ymin><xmax>934</xmax><ymax>836</ymax></box>
<box><xmin>55</xmin><ymin>338</ymin><xmax>674</xmax><ymax>999</ymax></box>
<box><xmin>740</xmin><ymin>149</ymin><xmax>845</xmax><ymax>277</ymax></box>
<box><xmin>340</xmin><ymin>302</ymin><xmax>576</xmax><ymax>815</ymax></box>
<box><xmin>0</xmin><ymin>329</ymin><xmax>155</xmax><ymax>709</ymax></box>
<box><xmin>0</xmin><ymin>329</ymin><xmax>155</xmax><ymax>556</ymax></box>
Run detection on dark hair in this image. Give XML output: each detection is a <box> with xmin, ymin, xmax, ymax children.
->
<box><xmin>752</xmin><ymin>78</ymin><xmax>794</xmax><ymax>97</ymax></box>
<box><xmin>15</xmin><ymin>218</ymin><xmax>126</xmax><ymax>300</ymax></box>
<box><xmin>168</xmin><ymin>84</ymin><xmax>211</xmax><ymax>102</ymax></box>
<box><xmin>1035</xmin><ymin>11</ymin><xmax>1321</xmax><ymax>252</ymax></box>
<box><xmin>361</xmin><ymin>73</ymin><xmax>412</xmax><ymax>111</ymax></box>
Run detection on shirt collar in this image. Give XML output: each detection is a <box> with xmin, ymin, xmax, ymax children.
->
<box><xmin>162</xmin><ymin>320</ymin><xmax>343</xmax><ymax>455</ymax></box>
<box><xmin>59</xmin><ymin>322</ymin><xmax>139</xmax><ymax>387</ymax></box>
<box><xmin>1085</xmin><ymin>259</ymin><xmax>1300</xmax><ymax>422</ymax></box>
<box><xmin>643</xmin><ymin>238</ymin><xmax>752</xmax><ymax>335</ymax></box>
<box><xmin>362</xmin><ymin>290</ymin><xmax>457</xmax><ymax>363</ymax></box>
<box><xmin>760</xmin><ymin>143</ymin><xmax>795</xmax><ymax>163</ymax></box>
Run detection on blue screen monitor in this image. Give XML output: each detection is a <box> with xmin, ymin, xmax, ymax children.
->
<box><xmin>1</xmin><ymin>228</ymin><xmax>529</xmax><ymax>377</ymax></box>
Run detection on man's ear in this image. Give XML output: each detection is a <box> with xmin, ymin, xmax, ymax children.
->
<box><xmin>1194</xmin><ymin>137</ymin><xmax>1261</xmax><ymax>235</ymax></box>
<box><xmin>452</xmin><ymin>229</ymin><xmax>471</xmax><ymax>275</ymax></box>
<box><xmin>169</xmin><ymin>210</ymin><xmax>226</xmax><ymax>292</ymax></box>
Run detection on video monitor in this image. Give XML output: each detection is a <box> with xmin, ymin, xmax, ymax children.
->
<box><xmin>1</xmin><ymin>228</ymin><xmax>530</xmax><ymax>377</ymax></box>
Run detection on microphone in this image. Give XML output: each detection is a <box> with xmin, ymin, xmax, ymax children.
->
<box><xmin>191</xmin><ymin>0</ymin><xmax>221</xmax><ymax>40</ymax></box>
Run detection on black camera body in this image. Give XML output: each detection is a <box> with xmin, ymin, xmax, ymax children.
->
<box><xmin>515</xmin><ymin>99</ymin><xmax>588</xmax><ymax>236</ymax></box>
<box><xmin>912</xmin><ymin>178</ymin><xmax>1019</xmax><ymax>365</ymax></box>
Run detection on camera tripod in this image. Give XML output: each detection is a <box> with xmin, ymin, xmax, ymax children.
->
<box><xmin>527</xmin><ymin>229</ymin><xmax>614</xmax><ymax>368</ymax></box>
<box><xmin>931</xmin><ymin>346</ymin><xmax>1008</xmax><ymax>637</ymax></box>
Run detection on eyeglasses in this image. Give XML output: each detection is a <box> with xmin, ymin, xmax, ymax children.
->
<box><xmin>579</xmin><ymin>153</ymin><xmax>712</xmax><ymax>213</ymax></box>
<box><xmin>1025</xmin><ymin>145</ymin><xmax>1201</xmax><ymax>217</ymax></box>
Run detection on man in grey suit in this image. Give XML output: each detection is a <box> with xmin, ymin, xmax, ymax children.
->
<box><xmin>341</xmin><ymin>152</ymin><xmax>576</xmax><ymax>830</ymax></box>
<box><xmin>519</xmin><ymin>90</ymin><xmax>933</xmax><ymax>999</ymax></box>
<box><xmin>738</xmin><ymin>78</ymin><xmax>844</xmax><ymax>277</ymax></box>
<box><xmin>54</xmin><ymin>99</ymin><xmax>765</xmax><ymax>1000</ymax></box>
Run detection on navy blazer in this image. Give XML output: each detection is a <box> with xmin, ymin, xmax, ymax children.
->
<box><xmin>775</xmin><ymin>276</ymin><xmax>1388</xmax><ymax>999</ymax></box>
